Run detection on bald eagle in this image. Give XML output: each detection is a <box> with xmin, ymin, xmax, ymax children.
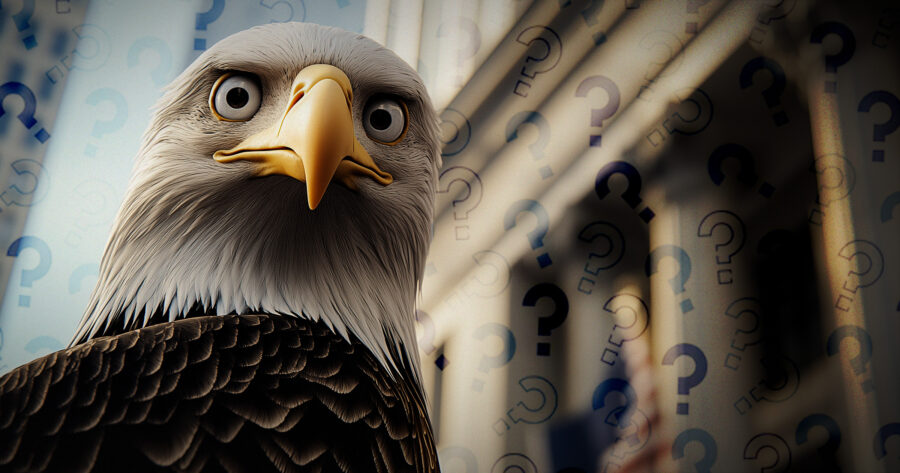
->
<box><xmin>0</xmin><ymin>22</ymin><xmax>441</xmax><ymax>472</ymax></box>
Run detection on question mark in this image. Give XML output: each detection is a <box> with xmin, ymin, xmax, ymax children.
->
<box><xmin>809</xmin><ymin>22</ymin><xmax>856</xmax><ymax>93</ymax></box>
<box><xmin>739</xmin><ymin>56</ymin><xmax>789</xmax><ymax>126</ymax></box>
<box><xmin>685</xmin><ymin>0</ymin><xmax>711</xmax><ymax>33</ymax></box>
<box><xmin>513</xmin><ymin>26</ymin><xmax>562</xmax><ymax>97</ymax></box>
<box><xmin>471</xmin><ymin>323</ymin><xmax>516</xmax><ymax>391</ymax></box>
<box><xmin>439</xmin><ymin>446</ymin><xmax>478</xmax><ymax>473</ymax></box>
<box><xmin>490</xmin><ymin>453</ymin><xmax>537</xmax><ymax>473</ymax></box>
<box><xmin>646</xmin><ymin>245</ymin><xmax>693</xmax><ymax>313</ymax></box>
<box><xmin>0</xmin><ymin>82</ymin><xmax>51</xmax><ymax>143</ymax></box>
<box><xmin>808</xmin><ymin>153</ymin><xmax>855</xmax><ymax>224</ymax></box>
<box><xmin>795</xmin><ymin>413</ymin><xmax>841</xmax><ymax>472</ymax></box>
<box><xmin>834</xmin><ymin>240</ymin><xmax>884</xmax><ymax>311</ymax></box>
<box><xmin>672</xmin><ymin>428</ymin><xmax>717</xmax><ymax>473</ymax></box>
<box><xmin>461</xmin><ymin>250</ymin><xmax>511</xmax><ymax>298</ymax></box>
<box><xmin>857</xmin><ymin>90</ymin><xmax>900</xmax><ymax>162</ymax></box>
<box><xmin>601</xmin><ymin>293</ymin><xmax>650</xmax><ymax>365</ymax></box>
<box><xmin>504</xmin><ymin>376</ymin><xmax>558</xmax><ymax>426</ymax></box>
<box><xmin>5</xmin><ymin>0</ymin><xmax>37</xmax><ymax>49</ymax></box>
<box><xmin>575</xmin><ymin>75</ymin><xmax>620</xmax><ymax>148</ymax></box>
<box><xmin>522</xmin><ymin>283</ymin><xmax>568</xmax><ymax>356</ymax></box>
<box><xmin>437</xmin><ymin>167</ymin><xmax>482</xmax><ymax>240</ymax></box>
<box><xmin>0</xmin><ymin>159</ymin><xmax>48</xmax><ymax>209</ymax></box>
<box><xmin>826</xmin><ymin>325</ymin><xmax>874</xmax><ymax>393</ymax></box>
<box><xmin>646</xmin><ymin>87</ymin><xmax>714</xmax><ymax>146</ymax></box>
<box><xmin>68</xmin><ymin>262</ymin><xmax>99</xmax><ymax>294</ymax></box>
<box><xmin>722</xmin><ymin>297</ymin><xmax>763</xmax><ymax>370</ymax></box>
<box><xmin>874</xmin><ymin>423</ymin><xmax>900</xmax><ymax>460</ymax></box>
<box><xmin>697</xmin><ymin>210</ymin><xmax>746</xmax><ymax>284</ymax></box>
<box><xmin>259</xmin><ymin>0</ymin><xmax>305</xmax><ymax>23</ymax></box>
<box><xmin>661</xmin><ymin>343</ymin><xmax>707</xmax><ymax>415</ymax></box>
<box><xmin>83</xmin><ymin>88</ymin><xmax>128</xmax><ymax>156</ymax></box>
<box><xmin>127</xmin><ymin>37</ymin><xmax>173</xmax><ymax>87</ymax></box>
<box><xmin>636</xmin><ymin>30</ymin><xmax>684</xmax><ymax>100</ymax></box>
<box><xmin>46</xmin><ymin>24</ymin><xmax>112</xmax><ymax>85</ymax></box>
<box><xmin>439</xmin><ymin>108</ymin><xmax>471</xmax><ymax>157</ymax></box>
<box><xmin>882</xmin><ymin>191</ymin><xmax>900</xmax><ymax>222</ymax></box>
<box><xmin>576</xmin><ymin>220</ymin><xmax>625</xmax><ymax>294</ymax></box>
<box><xmin>751</xmin><ymin>0</ymin><xmax>797</xmax><ymax>44</ymax></box>
<box><xmin>594</xmin><ymin>161</ymin><xmax>655</xmax><ymax>223</ymax></box>
<box><xmin>504</xmin><ymin>199</ymin><xmax>552</xmax><ymax>268</ymax></box>
<box><xmin>559</xmin><ymin>0</ymin><xmax>607</xmax><ymax>45</ymax></box>
<box><xmin>415</xmin><ymin>310</ymin><xmax>449</xmax><ymax>370</ymax></box>
<box><xmin>735</xmin><ymin>355</ymin><xmax>800</xmax><ymax>414</ymax></box>
<box><xmin>707</xmin><ymin>143</ymin><xmax>775</xmax><ymax>197</ymax></box>
<box><xmin>744</xmin><ymin>433</ymin><xmax>792</xmax><ymax>472</ymax></box>
<box><xmin>25</xmin><ymin>336</ymin><xmax>63</xmax><ymax>356</ymax></box>
<box><xmin>194</xmin><ymin>0</ymin><xmax>225</xmax><ymax>50</ymax></box>
<box><xmin>506</xmin><ymin>111</ymin><xmax>553</xmax><ymax>179</ymax></box>
<box><xmin>437</xmin><ymin>18</ymin><xmax>481</xmax><ymax>86</ymax></box>
<box><xmin>593</xmin><ymin>379</ymin><xmax>651</xmax><ymax>461</ymax></box>
<box><xmin>6</xmin><ymin>236</ymin><xmax>52</xmax><ymax>307</ymax></box>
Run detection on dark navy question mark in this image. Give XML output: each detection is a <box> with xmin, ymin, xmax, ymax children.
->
<box><xmin>857</xmin><ymin>90</ymin><xmax>900</xmax><ymax>162</ymax></box>
<box><xmin>194</xmin><ymin>0</ymin><xmax>225</xmax><ymax>50</ymax></box>
<box><xmin>882</xmin><ymin>191</ymin><xmax>900</xmax><ymax>222</ymax></box>
<box><xmin>0</xmin><ymin>82</ymin><xmax>51</xmax><ymax>143</ymax></box>
<box><xmin>707</xmin><ymin>143</ymin><xmax>774</xmax><ymax>197</ymax></box>
<box><xmin>575</xmin><ymin>75</ymin><xmax>620</xmax><ymax>148</ymax></box>
<box><xmin>874</xmin><ymin>423</ymin><xmax>900</xmax><ymax>460</ymax></box>
<box><xmin>826</xmin><ymin>324</ymin><xmax>874</xmax><ymax>393</ymax></box>
<box><xmin>522</xmin><ymin>283</ymin><xmax>568</xmax><ymax>356</ymax></box>
<box><xmin>661</xmin><ymin>343</ymin><xmax>707</xmax><ymax>415</ymax></box>
<box><xmin>5</xmin><ymin>0</ymin><xmax>37</xmax><ymax>49</ymax></box>
<box><xmin>504</xmin><ymin>199</ymin><xmax>552</xmax><ymax>268</ymax></box>
<box><xmin>595</xmin><ymin>161</ymin><xmax>655</xmax><ymax>223</ymax></box>
<box><xmin>506</xmin><ymin>111</ymin><xmax>553</xmax><ymax>179</ymax></box>
<box><xmin>646</xmin><ymin>245</ymin><xmax>693</xmax><ymax>313</ymax></box>
<box><xmin>593</xmin><ymin>378</ymin><xmax>637</xmax><ymax>427</ymax></box>
<box><xmin>739</xmin><ymin>56</ymin><xmax>789</xmax><ymax>126</ymax></box>
<box><xmin>672</xmin><ymin>428</ymin><xmax>717</xmax><ymax>473</ymax></box>
<box><xmin>6</xmin><ymin>236</ymin><xmax>52</xmax><ymax>307</ymax></box>
<box><xmin>809</xmin><ymin>21</ymin><xmax>856</xmax><ymax>93</ymax></box>
<box><xmin>796</xmin><ymin>413</ymin><xmax>841</xmax><ymax>472</ymax></box>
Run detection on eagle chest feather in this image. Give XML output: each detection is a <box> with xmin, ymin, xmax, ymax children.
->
<box><xmin>0</xmin><ymin>315</ymin><xmax>439</xmax><ymax>472</ymax></box>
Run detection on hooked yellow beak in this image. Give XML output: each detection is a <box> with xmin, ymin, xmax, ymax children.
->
<box><xmin>213</xmin><ymin>64</ymin><xmax>393</xmax><ymax>209</ymax></box>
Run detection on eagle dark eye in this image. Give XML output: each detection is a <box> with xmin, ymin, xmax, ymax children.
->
<box><xmin>210</xmin><ymin>73</ymin><xmax>262</xmax><ymax>121</ymax></box>
<box><xmin>363</xmin><ymin>97</ymin><xmax>407</xmax><ymax>144</ymax></box>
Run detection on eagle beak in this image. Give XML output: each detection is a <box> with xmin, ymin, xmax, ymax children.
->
<box><xmin>213</xmin><ymin>64</ymin><xmax>393</xmax><ymax>209</ymax></box>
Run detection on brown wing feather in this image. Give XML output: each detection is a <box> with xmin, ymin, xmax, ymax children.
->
<box><xmin>0</xmin><ymin>315</ymin><xmax>440</xmax><ymax>472</ymax></box>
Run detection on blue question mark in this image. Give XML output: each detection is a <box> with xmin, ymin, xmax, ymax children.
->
<box><xmin>471</xmin><ymin>323</ymin><xmax>516</xmax><ymax>392</ymax></box>
<box><xmin>127</xmin><ymin>37</ymin><xmax>174</xmax><ymax>86</ymax></box>
<box><xmin>672</xmin><ymin>428</ymin><xmax>717</xmax><ymax>473</ymax></box>
<box><xmin>504</xmin><ymin>199</ymin><xmax>552</xmax><ymax>268</ymax></box>
<box><xmin>194</xmin><ymin>0</ymin><xmax>226</xmax><ymax>50</ymax></box>
<box><xmin>809</xmin><ymin>21</ymin><xmax>856</xmax><ymax>94</ymax></box>
<box><xmin>506</xmin><ymin>111</ymin><xmax>553</xmax><ymax>179</ymax></box>
<box><xmin>83</xmin><ymin>88</ymin><xmax>128</xmax><ymax>156</ymax></box>
<box><xmin>646</xmin><ymin>245</ymin><xmax>694</xmax><ymax>313</ymax></box>
<box><xmin>6</xmin><ymin>236</ymin><xmax>52</xmax><ymax>307</ymax></box>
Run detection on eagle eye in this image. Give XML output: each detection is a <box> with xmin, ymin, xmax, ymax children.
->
<box><xmin>363</xmin><ymin>96</ymin><xmax>407</xmax><ymax>144</ymax></box>
<box><xmin>210</xmin><ymin>73</ymin><xmax>262</xmax><ymax>121</ymax></box>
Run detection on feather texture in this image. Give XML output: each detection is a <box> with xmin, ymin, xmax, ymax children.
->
<box><xmin>0</xmin><ymin>315</ymin><xmax>439</xmax><ymax>472</ymax></box>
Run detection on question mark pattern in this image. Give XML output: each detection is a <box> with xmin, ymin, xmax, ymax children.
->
<box><xmin>734</xmin><ymin>355</ymin><xmax>800</xmax><ymax>414</ymax></box>
<box><xmin>575</xmin><ymin>75</ymin><xmax>620</xmax><ymax>148</ymax></box>
<box><xmin>559</xmin><ymin>0</ymin><xmax>607</xmax><ymax>45</ymax></box>
<box><xmin>645</xmin><ymin>87</ymin><xmax>714</xmax><ymax>146</ymax></box>
<box><xmin>826</xmin><ymin>325</ymin><xmax>875</xmax><ymax>393</ymax></box>
<box><xmin>5</xmin><ymin>236</ymin><xmax>51</xmax><ymax>307</ymax></box>
<box><xmin>513</xmin><ymin>26</ymin><xmax>562</xmax><ymax>97</ymax></box>
<box><xmin>503</xmin><ymin>199</ymin><xmax>553</xmax><ymax>268</ymax></box>
<box><xmin>415</xmin><ymin>310</ymin><xmax>450</xmax><ymax>370</ymax></box>
<box><xmin>697</xmin><ymin>210</ymin><xmax>746</xmax><ymax>285</ymax></box>
<box><xmin>739</xmin><ymin>56</ymin><xmax>789</xmax><ymax>127</ymax></box>
<box><xmin>437</xmin><ymin>166</ymin><xmax>483</xmax><ymax>240</ymax></box>
<box><xmin>493</xmin><ymin>376</ymin><xmax>558</xmax><ymax>435</ymax></box>
<box><xmin>833</xmin><ymin>240</ymin><xmax>884</xmax><ymax>312</ymax></box>
<box><xmin>505</xmin><ymin>111</ymin><xmax>553</xmax><ymax>179</ymax></box>
<box><xmin>744</xmin><ymin>433</ymin><xmax>792</xmax><ymax>472</ymax></box>
<box><xmin>722</xmin><ymin>297</ymin><xmax>763</xmax><ymax>370</ymax></box>
<box><xmin>661</xmin><ymin>343</ymin><xmax>707</xmax><ymax>415</ymax></box>
<box><xmin>600</xmin><ymin>293</ymin><xmax>650</xmax><ymax>366</ymax></box>
<box><xmin>0</xmin><ymin>82</ymin><xmax>51</xmax><ymax>143</ymax></box>
<box><xmin>857</xmin><ymin>90</ymin><xmax>900</xmax><ymax>162</ymax></box>
<box><xmin>194</xmin><ymin>0</ymin><xmax>226</xmax><ymax>51</ymax></box>
<box><xmin>646</xmin><ymin>245</ymin><xmax>694</xmax><ymax>313</ymax></box>
<box><xmin>522</xmin><ymin>283</ymin><xmax>568</xmax><ymax>356</ymax></box>
<box><xmin>809</xmin><ymin>21</ymin><xmax>856</xmax><ymax>94</ymax></box>
<box><xmin>575</xmin><ymin>220</ymin><xmax>625</xmax><ymax>294</ymax></box>
<box><xmin>707</xmin><ymin>143</ymin><xmax>775</xmax><ymax>198</ymax></box>
<box><xmin>595</xmin><ymin>161</ymin><xmax>655</xmax><ymax>223</ymax></box>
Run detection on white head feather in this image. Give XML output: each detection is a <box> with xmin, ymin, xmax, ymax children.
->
<box><xmin>71</xmin><ymin>23</ymin><xmax>441</xmax><ymax>382</ymax></box>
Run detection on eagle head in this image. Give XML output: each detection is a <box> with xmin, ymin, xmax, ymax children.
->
<box><xmin>72</xmin><ymin>22</ymin><xmax>441</xmax><ymax>380</ymax></box>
